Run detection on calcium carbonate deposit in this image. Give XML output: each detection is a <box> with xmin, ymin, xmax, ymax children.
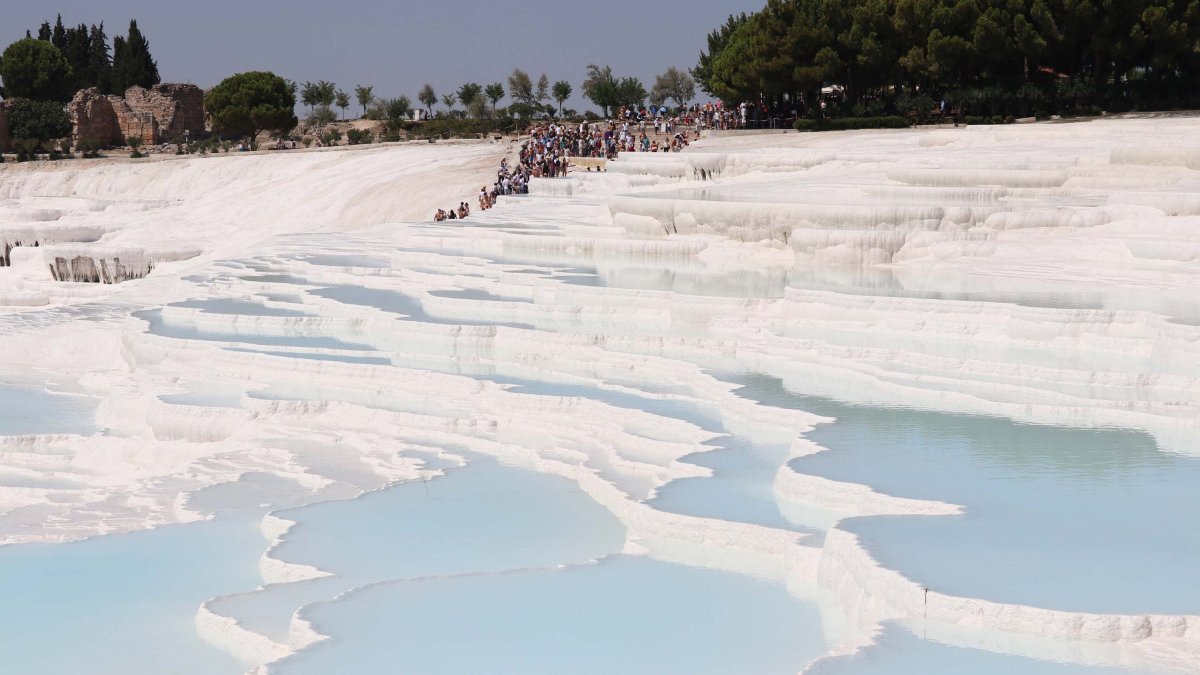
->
<box><xmin>0</xmin><ymin>121</ymin><xmax>1197</xmax><ymax>674</ymax></box>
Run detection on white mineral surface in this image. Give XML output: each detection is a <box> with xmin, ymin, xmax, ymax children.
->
<box><xmin>0</xmin><ymin>121</ymin><xmax>1197</xmax><ymax>674</ymax></box>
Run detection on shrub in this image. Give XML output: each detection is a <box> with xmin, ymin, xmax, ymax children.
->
<box><xmin>8</xmin><ymin>98</ymin><xmax>72</xmax><ymax>156</ymax></box>
<box><xmin>308</xmin><ymin>105</ymin><xmax>337</xmax><ymax>128</ymax></box>
<box><xmin>16</xmin><ymin>138</ymin><xmax>41</xmax><ymax>162</ymax></box>
<box><xmin>319</xmin><ymin>129</ymin><xmax>342</xmax><ymax>146</ymax></box>
<box><xmin>302</xmin><ymin>137</ymin><xmax>313</xmax><ymax>148</ymax></box>
<box><xmin>78</xmin><ymin>138</ymin><xmax>102</xmax><ymax>158</ymax></box>
<box><xmin>794</xmin><ymin>116</ymin><xmax>911</xmax><ymax>132</ymax></box>
<box><xmin>127</xmin><ymin>135</ymin><xmax>145</xmax><ymax>158</ymax></box>
<box><xmin>851</xmin><ymin>99</ymin><xmax>887</xmax><ymax>117</ymax></box>
<box><xmin>896</xmin><ymin>92</ymin><xmax>936</xmax><ymax>122</ymax></box>
<box><xmin>963</xmin><ymin>115</ymin><xmax>1005</xmax><ymax>125</ymax></box>
<box><xmin>346</xmin><ymin>128</ymin><xmax>374</xmax><ymax>145</ymax></box>
<box><xmin>384</xmin><ymin>97</ymin><xmax>412</xmax><ymax>130</ymax></box>
<box><xmin>406</xmin><ymin>117</ymin><xmax>513</xmax><ymax>140</ymax></box>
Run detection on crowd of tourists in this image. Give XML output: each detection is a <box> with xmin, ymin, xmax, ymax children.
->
<box><xmin>433</xmin><ymin>202</ymin><xmax>472</xmax><ymax>221</ymax></box>
<box><xmin>435</xmin><ymin>156</ymin><xmax>533</xmax><ymax>221</ymax></box>
<box><xmin>436</xmin><ymin>103</ymin><xmax>762</xmax><ymax>223</ymax></box>
<box><xmin>519</xmin><ymin>119</ymin><xmax>695</xmax><ymax>171</ymax></box>
<box><xmin>608</xmin><ymin>101</ymin><xmax>756</xmax><ymax>131</ymax></box>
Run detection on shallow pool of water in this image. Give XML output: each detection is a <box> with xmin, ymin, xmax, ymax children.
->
<box><xmin>169</xmin><ymin>298</ymin><xmax>312</xmax><ymax>317</ymax></box>
<box><xmin>0</xmin><ymin>384</ymin><xmax>96</xmax><ymax>435</ymax></box>
<box><xmin>273</xmin><ymin>555</ymin><xmax>827</xmax><ymax>675</ymax></box>
<box><xmin>209</xmin><ymin>455</ymin><xmax>626</xmax><ymax>644</ymax></box>
<box><xmin>427</xmin><ymin>288</ymin><xmax>533</xmax><ymax>303</ymax></box>
<box><xmin>0</xmin><ymin>513</ymin><xmax>264</xmax><ymax>675</ymax></box>
<box><xmin>807</xmin><ymin>623</ymin><xmax>1142</xmax><ymax>675</ymax></box>
<box><xmin>272</xmin><ymin>455</ymin><xmax>625</xmax><ymax>581</ymax></box>
<box><xmin>309</xmin><ymin>286</ymin><xmax>534</xmax><ymax>329</ymax></box>
<box><xmin>490</xmin><ymin>375</ymin><xmax>809</xmax><ymax>530</ymax></box>
<box><xmin>729</xmin><ymin>373</ymin><xmax>1200</xmax><ymax>615</ymax></box>
<box><xmin>158</xmin><ymin>380</ymin><xmax>248</xmax><ymax>408</ymax></box>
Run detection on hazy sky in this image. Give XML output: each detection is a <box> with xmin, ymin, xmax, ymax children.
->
<box><xmin>4</xmin><ymin>0</ymin><xmax>760</xmax><ymax>111</ymax></box>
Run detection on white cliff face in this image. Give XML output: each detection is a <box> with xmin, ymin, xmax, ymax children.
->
<box><xmin>0</xmin><ymin>121</ymin><xmax>1197</xmax><ymax>675</ymax></box>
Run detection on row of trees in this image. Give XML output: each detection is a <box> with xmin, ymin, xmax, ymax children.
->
<box><xmin>0</xmin><ymin>16</ymin><xmax>161</xmax><ymax>160</ymax></box>
<box><xmin>295</xmin><ymin>64</ymin><xmax>697</xmax><ymax>129</ymax></box>
<box><xmin>412</xmin><ymin>71</ymin><xmax>571</xmax><ymax>120</ymax></box>
<box><xmin>13</xmin><ymin>15</ymin><xmax>160</xmax><ymax>98</ymax></box>
<box><xmin>0</xmin><ymin>49</ymin><xmax>695</xmax><ymax>160</ymax></box>
<box><xmin>223</xmin><ymin>62</ymin><xmax>701</xmax><ymax>150</ymax></box>
<box><xmin>582</xmin><ymin>65</ymin><xmax>696</xmax><ymax>116</ymax></box>
<box><xmin>695</xmin><ymin>1</ymin><xmax>1200</xmax><ymax>119</ymax></box>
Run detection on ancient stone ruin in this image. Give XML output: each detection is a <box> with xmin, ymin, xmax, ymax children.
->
<box><xmin>70</xmin><ymin>83</ymin><xmax>205</xmax><ymax>147</ymax></box>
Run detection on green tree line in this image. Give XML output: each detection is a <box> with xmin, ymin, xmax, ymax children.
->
<box><xmin>695</xmin><ymin>0</ymin><xmax>1200</xmax><ymax>119</ymax></box>
<box><xmin>12</xmin><ymin>15</ymin><xmax>160</xmax><ymax>98</ymax></box>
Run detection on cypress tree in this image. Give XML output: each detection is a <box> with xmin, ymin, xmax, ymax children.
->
<box><xmin>65</xmin><ymin>24</ymin><xmax>91</xmax><ymax>91</ymax></box>
<box><xmin>110</xmin><ymin>20</ymin><xmax>159</xmax><ymax>93</ymax></box>
<box><xmin>51</xmin><ymin>15</ymin><xmax>66</xmax><ymax>51</ymax></box>
<box><xmin>88</xmin><ymin>24</ymin><xmax>112</xmax><ymax>94</ymax></box>
<box><xmin>37</xmin><ymin>22</ymin><xmax>50</xmax><ymax>41</ymax></box>
<box><xmin>110</xmin><ymin>35</ymin><xmax>126</xmax><ymax>94</ymax></box>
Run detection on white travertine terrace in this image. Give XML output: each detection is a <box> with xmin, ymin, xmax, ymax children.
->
<box><xmin>0</xmin><ymin>120</ymin><xmax>1198</xmax><ymax>674</ymax></box>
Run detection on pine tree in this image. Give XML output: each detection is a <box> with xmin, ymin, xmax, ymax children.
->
<box><xmin>37</xmin><ymin>22</ymin><xmax>51</xmax><ymax>41</ymax></box>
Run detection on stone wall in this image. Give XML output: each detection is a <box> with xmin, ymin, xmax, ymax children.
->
<box><xmin>113</xmin><ymin>99</ymin><xmax>158</xmax><ymax>145</ymax></box>
<box><xmin>69</xmin><ymin>83</ymin><xmax>205</xmax><ymax>147</ymax></box>
<box><xmin>70</xmin><ymin>88</ymin><xmax>125</xmax><ymax>147</ymax></box>
<box><xmin>125</xmin><ymin>84</ymin><xmax>205</xmax><ymax>141</ymax></box>
<box><xmin>0</xmin><ymin>101</ymin><xmax>10</xmax><ymax>152</ymax></box>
